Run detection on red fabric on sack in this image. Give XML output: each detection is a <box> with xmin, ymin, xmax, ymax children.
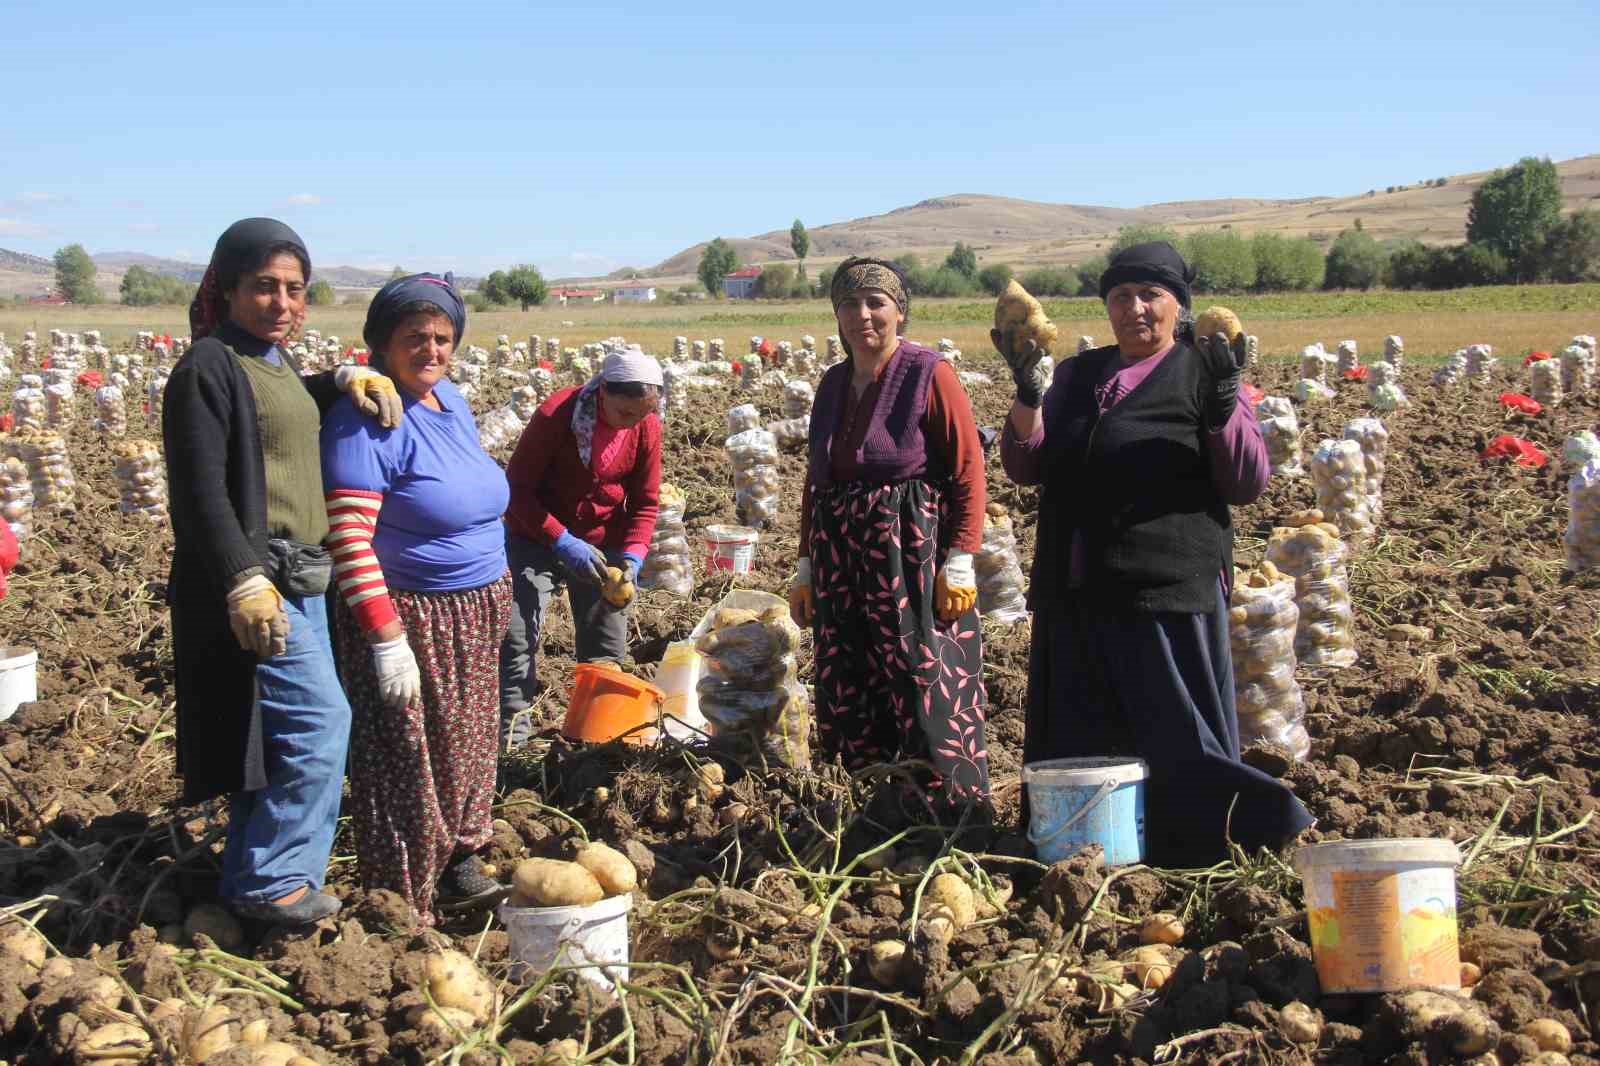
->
<box><xmin>1523</xmin><ymin>350</ymin><xmax>1551</xmax><ymax>366</ymax></box>
<box><xmin>76</xmin><ymin>371</ymin><xmax>104</xmax><ymax>388</ymax></box>
<box><xmin>1342</xmin><ymin>366</ymin><xmax>1368</xmax><ymax>381</ymax></box>
<box><xmin>0</xmin><ymin>519</ymin><xmax>17</xmax><ymax>599</ymax></box>
<box><xmin>1480</xmin><ymin>434</ymin><xmax>1549</xmax><ymax>468</ymax></box>
<box><xmin>1498</xmin><ymin>392</ymin><xmax>1542</xmax><ymax>415</ymax></box>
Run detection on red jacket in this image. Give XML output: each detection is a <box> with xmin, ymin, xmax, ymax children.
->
<box><xmin>505</xmin><ymin>386</ymin><xmax>661</xmax><ymax>555</ymax></box>
<box><xmin>0</xmin><ymin>520</ymin><xmax>17</xmax><ymax>599</ymax></box>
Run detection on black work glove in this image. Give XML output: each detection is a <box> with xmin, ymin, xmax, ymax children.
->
<box><xmin>1195</xmin><ymin>331</ymin><xmax>1248</xmax><ymax>429</ymax></box>
<box><xmin>990</xmin><ymin>328</ymin><xmax>1050</xmax><ymax>408</ymax></box>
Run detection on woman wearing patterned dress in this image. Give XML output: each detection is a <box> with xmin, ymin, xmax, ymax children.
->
<box><xmin>321</xmin><ymin>273</ymin><xmax>511</xmax><ymax>923</ymax></box>
<box><xmin>789</xmin><ymin>257</ymin><xmax>991</xmax><ymax>808</ymax></box>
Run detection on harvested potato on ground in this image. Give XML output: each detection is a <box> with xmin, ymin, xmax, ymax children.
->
<box><xmin>1521</xmin><ymin>1020</ymin><xmax>1572</xmax><ymax>1054</ymax></box>
<box><xmin>244</xmin><ymin>1041</ymin><xmax>314</xmax><ymax>1066</ymax></box>
<box><xmin>601</xmin><ymin>565</ymin><xmax>634</xmax><ymax>607</ymax></box>
<box><xmin>79</xmin><ymin>973</ymin><xmax>125</xmax><ymax>1011</ymax></box>
<box><xmin>994</xmin><ymin>280</ymin><xmax>1059</xmax><ymax>354</ymax></box>
<box><xmin>1284</xmin><ymin>507</ymin><xmax>1324</xmax><ymax>527</ymax></box>
<box><xmin>926</xmin><ymin>873</ymin><xmax>977</xmax><ymax>929</ymax></box>
<box><xmin>183</xmin><ymin>1003</ymin><xmax>235</xmax><ymax>1062</ymax></box>
<box><xmin>1195</xmin><ymin>305</ymin><xmax>1244</xmax><ymax>342</ymax></box>
<box><xmin>573</xmin><ymin>842</ymin><xmax>637</xmax><ymax>896</ymax></box>
<box><xmin>1126</xmin><ymin>945</ymin><xmax>1173</xmax><ymax>989</ymax></box>
<box><xmin>425</xmin><ymin>949</ymin><xmax>497</xmax><ymax>1023</ymax></box>
<box><xmin>0</xmin><ymin>922</ymin><xmax>47</xmax><ymax>969</ymax></box>
<box><xmin>74</xmin><ymin>1022</ymin><xmax>151</xmax><ymax>1066</ymax></box>
<box><xmin>512</xmin><ymin>858</ymin><xmax>604</xmax><ymax>907</ymax></box>
<box><xmin>240</xmin><ymin>1018</ymin><xmax>271</xmax><ymax>1045</ymax></box>
<box><xmin>867</xmin><ymin>940</ymin><xmax>907</xmax><ymax>984</ymax></box>
<box><xmin>1278</xmin><ymin>1001</ymin><xmax>1321</xmax><ymax>1044</ymax></box>
<box><xmin>1140</xmin><ymin>913</ymin><xmax>1185</xmax><ymax>945</ymax></box>
<box><xmin>1459</xmin><ymin>961</ymin><xmax>1482</xmax><ymax>987</ymax></box>
<box><xmin>184</xmin><ymin>903</ymin><xmax>245</xmax><ymax>951</ymax></box>
<box><xmin>706</xmin><ymin>926</ymin><xmax>744</xmax><ymax>961</ymax></box>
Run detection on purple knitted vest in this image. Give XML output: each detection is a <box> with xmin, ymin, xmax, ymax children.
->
<box><xmin>807</xmin><ymin>341</ymin><xmax>941</xmax><ymax>489</ymax></box>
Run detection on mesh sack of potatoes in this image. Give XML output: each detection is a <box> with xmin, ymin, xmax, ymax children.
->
<box><xmin>1342</xmin><ymin>418</ymin><xmax>1389</xmax><ymax>518</ymax></box>
<box><xmin>783</xmin><ymin>379</ymin><xmax>814</xmax><ymax>420</ymax></box>
<box><xmin>726</xmin><ymin>428</ymin><xmax>780</xmax><ymax>529</ymax></box>
<box><xmin>693</xmin><ymin>592</ymin><xmax>810</xmax><ymax>769</ymax></box>
<box><xmin>145</xmin><ymin>370</ymin><xmax>170</xmax><ymax>427</ymax></box>
<box><xmin>12</xmin><ymin>430</ymin><xmax>78</xmax><ymax>513</ymax></box>
<box><xmin>112</xmin><ymin>439</ymin><xmax>168</xmax><ymax>523</ymax></box>
<box><xmin>767</xmin><ymin>416</ymin><xmax>809</xmax><ymax>453</ymax></box>
<box><xmin>1529</xmin><ymin>359</ymin><xmax>1562</xmax><ymax>408</ymax></box>
<box><xmin>12</xmin><ymin>387</ymin><xmax>46</xmax><ymax>432</ymax></box>
<box><xmin>0</xmin><ymin>456</ymin><xmax>33</xmax><ymax>539</ymax></box>
<box><xmin>638</xmin><ymin>483</ymin><xmax>693</xmax><ymax>596</ymax></box>
<box><xmin>976</xmin><ymin>505</ymin><xmax>1029</xmax><ymax>624</ymax></box>
<box><xmin>1298</xmin><ymin>344</ymin><xmax>1330</xmax><ymax>384</ymax></box>
<box><xmin>1565</xmin><ymin>462</ymin><xmax>1600</xmax><ymax>573</ymax></box>
<box><xmin>1560</xmin><ymin>343</ymin><xmax>1594</xmax><ymax>395</ymax></box>
<box><xmin>1311</xmin><ymin>439</ymin><xmax>1374</xmax><ymax>546</ymax></box>
<box><xmin>1229</xmin><ymin>562</ymin><xmax>1310</xmax><ymax>759</ymax></box>
<box><xmin>1256</xmin><ymin>396</ymin><xmax>1304</xmax><ymax>478</ymax></box>
<box><xmin>1564</xmin><ymin>431</ymin><xmax>1600</xmax><ymax>472</ymax></box>
<box><xmin>476</xmin><ymin>405</ymin><xmax>524</xmax><ymax>457</ymax></box>
<box><xmin>94</xmin><ymin>385</ymin><xmax>127</xmax><ymax>438</ymax></box>
<box><xmin>1265</xmin><ymin>514</ymin><xmax>1357</xmax><ymax>671</ymax></box>
<box><xmin>725</xmin><ymin>404</ymin><xmax>762</xmax><ymax>436</ymax></box>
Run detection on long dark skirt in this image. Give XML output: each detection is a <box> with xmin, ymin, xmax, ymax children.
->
<box><xmin>334</xmin><ymin>573</ymin><xmax>512</xmax><ymax>925</ymax></box>
<box><xmin>1025</xmin><ymin>587</ymin><xmax>1313</xmax><ymax>867</ymax></box>
<box><xmin>810</xmin><ymin>478</ymin><xmax>990</xmax><ymax>804</ymax></box>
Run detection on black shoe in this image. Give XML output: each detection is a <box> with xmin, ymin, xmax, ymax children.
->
<box><xmin>229</xmin><ymin>888</ymin><xmax>341</xmax><ymax>925</ymax></box>
<box><xmin>438</xmin><ymin>853</ymin><xmax>509</xmax><ymax>914</ymax></box>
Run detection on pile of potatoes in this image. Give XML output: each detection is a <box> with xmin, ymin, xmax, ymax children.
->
<box><xmin>695</xmin><ymin>600</ymin><xmax>809</xmax><ymax>769</ymax></box>
<box><xmin>507</xmin><ymin>841</ymin><xmax>638</xmax><ymax>908</ymax></box>
<box><xmin>1228</xmin><ymin>561</ymin><xmax>1309</xmax><ymax>759</ymax></box>
<box><xmin>976</xmin><ymin>504</ymin><xmax>1028</xmax><ymax>625</ymax></box>
<box><xmin>1310</xmin><ymin>438</ymin><xmax>1374</xmax><ymax>546</ymax></box>
<box><xmin>112</xmin><ymin>439</ymin><xmax>167</xmax><ymax>523</ymax></box>
<box><xmin>1265</xmin><ymin>511</ymin><xmax>1358</xmax><ymax>671</ymax></box>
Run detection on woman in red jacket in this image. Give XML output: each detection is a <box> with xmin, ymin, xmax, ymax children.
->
<box><xmin>499</xmin><ymin>347</ymin><xmax>662</xmax><ymax>748</ymax></box>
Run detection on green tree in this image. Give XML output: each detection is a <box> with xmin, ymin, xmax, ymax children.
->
<box><xmin>1533</xmin><ymin>211</ymin><xmax>1600</xmax><ymax>283</ymax></box>
<box><xmin>1075</xmin><ymin>256</ymin><xmax>1108</xmax><ymax>296</ymax></box>
<box><xmin>789</xmin><ymin>219</ymin><xmax>809</xmax><ymax>279</ymax></box>
<box><xmin>1323</xmin><ymin>227</ymin><xmax>1387</xmax><ymax>290</ymax></box>
<box><xmin>389</xmin><ymin>265</ymin><xmax>407</xmax><ymax>280</ymax></box>
<box><xmin>1250</xmin><ymin>233</ymin><xmax>1324</xmax><ymax>291</ymax></box>
<box><xmin>119</xmin><ymin>264</ymin><xmax>192</xmax><ymax>306</ymax></box>
<box><xmin>943</xmin><ymin>241</ymin><xmax>978</xmax><ymax>279</ymax></box>
<box><xmin>502</xmin><ymin>264</ymin><xmax>548</xmax><ymax>310</ymax></box>
<box><xmin>917</xmin><ymin>266</ymin><xmax>978</xmax><ymax>297</ymax></box>
<box><xmin>1109</xmin><ymin>224</ymin><xmax>1180</xmax><ymax>257</ymax></box>
<box><xmin>1467</xmin><ymin>156</ymin><xmax>1562</xmax><ymax>280</ymax></box>
<box><xmin>1019</xmin><ymin>266</ymin><xmax>1077</xmax><ymax>297</ymax></box>
<box><xmin>53</xmin><ymin>244</ymin><xmax>100</xmax><ymax>303</ymax></box>
<box><xmin>306</xmin><ymin>279</ymin><xmax>337</xmax><ymax>305</ymax></box>
<box><xmin>977</xmin><ymin>263</ymin><xmax>1014</xmax><ymax>296</ymax></box>
<box><xmin>1385</xmin><ymin>241</ymin><xmax>1432</xmax><ymax>289</ymax></box>
<box><xmin>480</xmin><ymin>270</ymin><xmax>510</xmax><ymax>305</ymax></box>
<box><xmin>813</xmin><ymin>264</ymin><xmax>835</xmax><ymax>299</ymax></box>
<box><xmin>755</xmin><ymin>263</ymin><xmax>794</xmax><ymax>298</ymax></box>
<box><xmin>697</xmin><ymin>238</ymin><xmax>739</xmax><ymax>296</ymax></box>
<box><xmin>1181</xmin><ymin>230</ymin><xmax>1255</xmax><ymax>293</ymax></box>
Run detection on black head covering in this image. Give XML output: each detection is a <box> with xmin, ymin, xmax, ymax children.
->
<box><xmin>189</xmin><ymin>217</ymin><xmax>310</xmax><ymax>338</ymax></box>
<box><xmin>1098</xmin><ymin>241</ymin><xmax>1195</xmax><ymax>310</ymax></box>
<box><xmin>363</xmin><ymin>272</ymin><xmax>467</xmax><ymax>357</ymax></box>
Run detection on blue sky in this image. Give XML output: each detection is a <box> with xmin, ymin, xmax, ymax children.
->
<box><xmin>4</xmin><ymin>0</ymin><xmax>1596</xmax><ymax>279</ymax></box>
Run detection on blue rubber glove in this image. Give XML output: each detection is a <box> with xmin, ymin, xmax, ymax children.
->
<box><xmin>620</xmin><ymin>552</ymin><xmax>643</xmax><ymax>583</ymax></box>
<box><xmin>554</xmin><ymin>531</ymin><xmax>608</xmax><ymax>586</ymax></box>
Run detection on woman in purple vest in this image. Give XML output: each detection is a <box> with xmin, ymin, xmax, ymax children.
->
<box><xmin>998</xmin><ymin>242</ymin><xmax>1312</xmax><ymax>867</ymax></box>
<box><xmin>789</xmin><ymin>257</ymin><xmax>990</xmax><ymax>809</ymax></box>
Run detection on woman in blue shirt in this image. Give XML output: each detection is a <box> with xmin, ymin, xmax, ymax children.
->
<box><xmin>321</xmin><ymin>274</ymin><xmax>511</xmax><ymax>923</ymax></box>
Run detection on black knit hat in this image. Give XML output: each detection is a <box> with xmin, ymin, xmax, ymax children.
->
<box><xmin>1098</xmin><ymin>241</ymin><xmax>1195</xmax><ymax>310</ymax></box>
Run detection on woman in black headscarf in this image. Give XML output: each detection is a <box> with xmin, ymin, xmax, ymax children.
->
<box><xmin>996</xmin><ymin>241</ymin><xmax>1313</xmax><ymax>866</ymax></box>
<box><xmin>164</xmin><ymin>217</ymin><xmax>402</xmax><ymax>924</ymax></box>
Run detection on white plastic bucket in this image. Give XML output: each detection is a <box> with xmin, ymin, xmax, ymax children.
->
<box><xmin>0</xmin><ymin>647</ymin><xmax>37</xmax><ymax>722</ymax></box>
<box><xmin>704</xmin><ymin>524</ymin><xmax>759</xmax><ymax>574</ymax></box>
<box><xmin>1023</xmin><ymin>757</ymin><xmax>1147</xmax><ymax>866</ymax></box>
<box><xmin>500</xmin><ymin>892</ymin><xmax>632</xmax><ymax>993</ymax></box>
<box><xmin>1293</xmin><ymin>837</ymin><xmax>1462</xmax><ymax>994</ymax></box>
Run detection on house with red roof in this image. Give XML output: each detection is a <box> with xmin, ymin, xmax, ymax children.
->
<box><xmin>723</xmin><ymin>266</ymin><xmax>762</xmax><ymax>299</ymax></box>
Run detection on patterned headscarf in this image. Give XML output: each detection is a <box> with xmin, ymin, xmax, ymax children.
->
<box><xmin>571</xmin><ymin>345</ymin><xmax>663</xmax><ymax>466</ymax></box>
<box><xmin>189</xmin><ymin>218</ymin><xmax>310</xmax><ymax>339</ymax></box>
<box><xmin>829</xmin><ymin>256</ymin><xmax>909</xmax><ymax>317</ymax></box>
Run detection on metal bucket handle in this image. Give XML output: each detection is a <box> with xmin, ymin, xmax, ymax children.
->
<box><xmin>1025</xmin><ymin>777</ymin><xmax>1121</xmax><ymax>848</ymax></box>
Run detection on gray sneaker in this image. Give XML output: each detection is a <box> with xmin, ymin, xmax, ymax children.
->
<box><xmin>229</xmin><ymin>889</ymin><xmax>341</xmax><ymax>925</ymax></box>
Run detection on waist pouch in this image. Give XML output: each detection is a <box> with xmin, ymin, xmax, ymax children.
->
<box><xmin>266</xmin><ymin>539</ymin><xmax>332</xmax><ymax>597</ymax></box>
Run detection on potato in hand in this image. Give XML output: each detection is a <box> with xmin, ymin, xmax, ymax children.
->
<box><xmin>601</xmin><ymin>565</ymin><xmax>634</xmax><ymax>607</ymax></box>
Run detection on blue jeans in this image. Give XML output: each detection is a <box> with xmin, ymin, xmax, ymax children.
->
<box><xmin>220</xmin><ymin>592</ymin><xmax>352</xmax><ymax>902</ymax></box>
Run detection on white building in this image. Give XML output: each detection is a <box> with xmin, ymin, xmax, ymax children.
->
<box><xmin>613</xmin><ymin>283</ymin><xmax>657</xmax><ymax>303</ymax></box>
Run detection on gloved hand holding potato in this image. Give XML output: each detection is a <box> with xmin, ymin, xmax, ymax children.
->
<box><xmin>991</xmin><ymin>280</ymin><xmax>1058</xmax><ymax>408</ymax></box>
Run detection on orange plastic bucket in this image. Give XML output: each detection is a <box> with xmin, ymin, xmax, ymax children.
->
<box><xmin>562</xmin><ymin>663</ymin><xmax>664</xmax><ymax>745</ymax></box>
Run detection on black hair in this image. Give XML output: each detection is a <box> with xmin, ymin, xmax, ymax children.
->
<box><xmin>218</xmin><ymin>240</ymin><xmax>309</xmax><ymax>296</ymax></box>
<box><xmin>603</xmin><ymin>380</ymin><xmax>659</xmax><ymax>400</ymax></box>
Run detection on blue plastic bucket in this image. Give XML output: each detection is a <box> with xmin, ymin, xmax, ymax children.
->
<box><xmin>1024</xmin><ymin>757</ymin><xmax>1148</xmax><ymax>866</ymax></box>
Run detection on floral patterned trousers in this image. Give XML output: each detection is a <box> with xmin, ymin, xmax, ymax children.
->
<box><xmin>810</xmin><ymin>479</ymin><xmax>990</xmax><ymax>804</ymax></box>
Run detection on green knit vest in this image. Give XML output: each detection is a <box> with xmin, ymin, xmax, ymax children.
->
<box><xmin>233</xmin><ymin>353</ymin><xmax>330</xmax><ymax>546</ymax></box>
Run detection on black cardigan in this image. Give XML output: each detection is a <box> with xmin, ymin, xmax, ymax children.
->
<box><xmin>162</xmin><ymin>323</ymin><xmax>340</xmax><ymax>803</ymax></box>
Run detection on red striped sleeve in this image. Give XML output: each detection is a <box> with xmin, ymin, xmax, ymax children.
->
<box><xmin>325</xmin><ymin>488</ymin><xmax>398</xmax><ymax>633</ymax></box>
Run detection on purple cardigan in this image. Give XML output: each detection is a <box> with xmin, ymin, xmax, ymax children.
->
<box><xmin>1001</xmin><ymin>342</ymin><xmax>1267</xmax><ymax>590</ymax></box>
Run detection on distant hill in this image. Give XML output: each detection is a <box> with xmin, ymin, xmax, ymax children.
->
<box><xmin>0</xmin><ymin>248</ymin><xmax>52</xmax><ymax>275</ymax></box>
<box><xmin>646</xmin><ymin>154</ymin><xmax>1600</xmax><ymax>282</ymax></box>
<box><xmin>0</xmin><ymin>249</ymin><xmax>410</xmax><ymax>299</ymax></box>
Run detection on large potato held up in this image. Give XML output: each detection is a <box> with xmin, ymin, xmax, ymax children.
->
<box><xmin>1194</xmin><ymin>305</ymin><xmax>1244</xmax><ymax>343</ymax></box>
<box><xmin>994</xmin><ymin>280</ymin><xmax>1059</xmax><ymax>354</ymax></box>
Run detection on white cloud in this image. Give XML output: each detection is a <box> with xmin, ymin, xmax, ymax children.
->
<box><xmin>0</xmin><ymin>217</ymin><xmax>48</xmax><ymax>237</ymax></box>
<box><xmin>286</xmin><ymin>193</ymin><xmax>322</xmax><ymax>206</ymax></box>
<box><xmin>127</xmin><ymin>222</ymin><xmax>160</xmax><ymax>233</ymax></box>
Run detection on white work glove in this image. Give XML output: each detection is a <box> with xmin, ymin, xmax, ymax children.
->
<box><xmin>226</xmin><ymin>574</ymin><xmax>289</xmax><ymax>658</ymax></box>
<box><xmin>371</xmin><ymin>635</ymin><xmax>422</xmax><ymax>710</ymax></box>
<box><xmin>334</xmin><ymin>365</ymin><xmax>404</xmax><ymax>428</ymax></box>
<box><xmin>934</xmin><ymin>551</ymin><xmax>977</xmax><ymax>622</ymax></box>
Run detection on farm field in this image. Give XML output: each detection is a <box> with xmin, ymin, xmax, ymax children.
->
<box><xmin>0</xmin><ymin>315</ymin><xmax>1599</xmax><ymax>1064</ymax></box>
